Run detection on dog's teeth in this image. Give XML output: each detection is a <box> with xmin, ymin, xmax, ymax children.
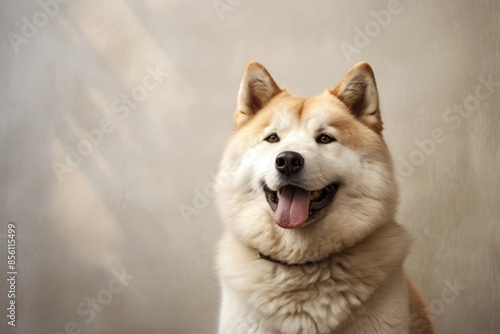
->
<box><xmin>310</xmin><ymin>190</ymin><xmax>322</xmax><ymax>201</ymax></box>
<box><xmin>277</xmin><ymin>189</ymin><xmax>281</xmax><ymax>198</ymax></box>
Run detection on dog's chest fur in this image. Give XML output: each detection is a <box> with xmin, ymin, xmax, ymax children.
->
<box><xmin>218</xmin><ymin>223</ymin><xmax>411</xmax><ymax>334</ymax></box>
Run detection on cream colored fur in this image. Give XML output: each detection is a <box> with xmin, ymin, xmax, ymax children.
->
<box><xmin>216</xmin><ymin>62</ymin><xmax>433</xmax><ymax>333</ymax></box>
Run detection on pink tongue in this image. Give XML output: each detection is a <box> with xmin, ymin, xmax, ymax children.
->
<box><xmin>273</xmin><ymin>186</ymin><xmax>311</xmax><ymax>229</ymax></box>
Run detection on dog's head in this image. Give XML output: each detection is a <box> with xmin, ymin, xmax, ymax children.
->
<box><xmin>217</xmin><ymin>62</ymin><xmax>398</xmax><ymax>263</ymax></box>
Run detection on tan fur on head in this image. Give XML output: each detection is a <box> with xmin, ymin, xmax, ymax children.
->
<box><xmin>219</xmin><ymin>62</ymin><xmax>396</xmax><ymax>264</ymax></box>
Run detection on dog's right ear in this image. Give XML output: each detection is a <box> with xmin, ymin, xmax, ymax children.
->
<box><xmin>234</xmin><ymin>62</ymin><xmax>282</xmax><ymax>129</ymax></box>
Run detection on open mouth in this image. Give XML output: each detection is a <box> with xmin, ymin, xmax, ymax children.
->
<box><xmin>264</xmin><ymin>183</ymin><xmax>340</xmax><ymax>229</ymax></box>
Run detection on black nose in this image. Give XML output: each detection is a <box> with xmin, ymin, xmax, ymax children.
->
<box><xmin>275</xmin><ymin>151</ymin><xmax>304</xmax><ymax>176</ymax></box>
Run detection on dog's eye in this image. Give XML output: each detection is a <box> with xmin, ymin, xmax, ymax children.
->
<box><xmin>264</xmin><ymin>133</ymin><xmax>280</xmax><ymax>143</ymax></box>
<box><xmin>316</xmin><ymin>133</ymin><xmax>336</xmax><ymax>144</ymax></box>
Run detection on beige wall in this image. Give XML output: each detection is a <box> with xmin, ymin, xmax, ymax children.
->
<box><xmin>1</xmin><ymin>1</ymin><xmax>499</xmax><ymax>333</ymax></box>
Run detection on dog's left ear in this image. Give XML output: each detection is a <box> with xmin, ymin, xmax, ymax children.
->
<box><xmin>234</xmin><ymin>62</ymin><xmax>283</xmax><ymax>129</ymax></box>
<box><xmin>331</xmin><ymin>62</ymin><xmax>383</xmax><ymax>133</ymax></box>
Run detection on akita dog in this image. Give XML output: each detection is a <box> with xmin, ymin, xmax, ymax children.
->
<box><xmin>216</xmin><ymin>61</ymin><xmax>433</xmax><ymax>334</ymax></box>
